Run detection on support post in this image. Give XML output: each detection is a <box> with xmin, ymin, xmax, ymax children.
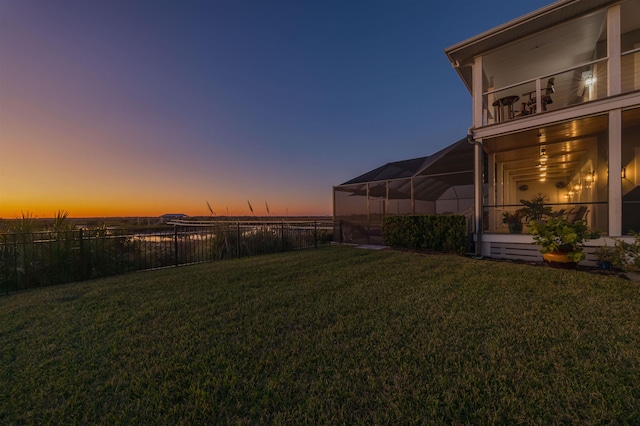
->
<box><xmin>314</xmin><ymin>221</ymin><xmax>318</xmax><ymax>248</ymax></box>
<box><xmin>174</xmin><ymin>225</ymin><xmax>179</xmax><ymax>267</ymax></box>
<box><xmin>79</xmin><ymin>229</ymin><xmax>85</xmax><ymax>281</ymax></box>
<box><xmin>609</xmin><ymin>109</ymin><xmax>622</xmax><ymax>236</ymax></box>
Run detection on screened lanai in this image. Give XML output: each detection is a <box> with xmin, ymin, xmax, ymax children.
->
<box><xmin>333</xmin><ymin>138</ymin><xmax>477</xmax><ymax>245</ymax></box>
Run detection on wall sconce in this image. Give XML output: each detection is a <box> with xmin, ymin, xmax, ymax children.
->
<box><xmin>584</xmin><ymin>170</ymin><xmax>595</xmax><ymax>182</ymax></box>
<box><xmin>622</xmin><ymin>166</ymin><xmax>626</xmax><ymax>179</ymax></box>
<box><xmin>563</xmin><ymin>193</ymin><xmax>570</xmax><ymax>200</ymax></box>
<box><xmin>582</xmin><ymin>71</ymin><xmax>594</xmax><ymax>87</ymax></box>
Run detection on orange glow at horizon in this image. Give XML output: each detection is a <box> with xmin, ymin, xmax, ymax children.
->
<box><xmin>0</xmin><ymin>110</ymin><xmax>331</xmax><ymax>220</ymax></box>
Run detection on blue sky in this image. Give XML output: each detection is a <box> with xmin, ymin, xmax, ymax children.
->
<box><xmin>0</xmin><ymin>0</ymin><xmax>555</xmax><ymax>217</ymax></box>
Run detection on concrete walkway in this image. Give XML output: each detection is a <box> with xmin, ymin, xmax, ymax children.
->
<box><xmin>355</xmin><ymin>245</ymin><xmax>389</xmax><ymax>250</ymax></box>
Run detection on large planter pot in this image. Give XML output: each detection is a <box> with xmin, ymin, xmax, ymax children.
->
<box><xmin>507</xmin><ymin>222</ymin><xmax>523</xmax><ymax>234</ymax></box>
<box><xmin>543</xmin><ymin>251</ymin><xmax>577</xmax><ymax>269</ymax></box>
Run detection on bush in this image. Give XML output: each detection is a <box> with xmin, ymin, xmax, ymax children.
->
<box><xmin>382</xmin><ymin>215</ymin><xmax>467</xmax><ymax>254</ymax></box>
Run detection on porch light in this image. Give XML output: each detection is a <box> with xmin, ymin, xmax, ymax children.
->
<box><xmin>582</xmin><ymin>71</ymin><xmax>594</xmax><ymax>87</ymax></box>
<box><xmin>622</xmin><ymin>167</ymin><xmax>626</xmax><ymax>179</ymax></box>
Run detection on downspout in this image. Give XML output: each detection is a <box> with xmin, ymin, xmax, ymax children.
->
<box><xmin>467</xmin><ymin>127</ymin><xmax>483</xmax><ymax>258</ymax></box>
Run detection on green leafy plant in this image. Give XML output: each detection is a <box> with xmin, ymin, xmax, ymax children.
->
<box><xmin>503</xmin><ymin>210</ymin><xmax>525</xmax><ymax>234</ymax></box>
<box><xmin>613</xmin><ymin>232</ymin><xmax>640</xmax><ymax>272</ymax></box>
<box><xmin>519</xmin><ymin>196</ymin><xmax>553</xmax><ymax>222</ymax></box>
<box><xmin>502</xmin><ymin>210</ymin><xmax>524</xmax><ymax>224</ymax></box>
<box><xmin>594</xmin><ymin>244</ymin><xmax>614</xmax><ymax>263</ymax></box>
<box><xmin>528</xmin><ymin>217</ymin><xmax>600</xmax><ymax>262</ymax></box>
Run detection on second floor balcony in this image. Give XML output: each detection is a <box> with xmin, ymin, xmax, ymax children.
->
<box><xmin>472</xmin><ymin>1</ymin><xmax>640</xmax><ymax>127</ymax></box>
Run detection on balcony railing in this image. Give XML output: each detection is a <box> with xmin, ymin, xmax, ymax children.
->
<box><xmin>482</xmin><ymin>58</ymin><xmax>609</xmax><ymax>126</ymax></box>
<box><xmin>484</xmin><ymin>202</ymin><xmax>608</xmax><ymax>234</ymax></box>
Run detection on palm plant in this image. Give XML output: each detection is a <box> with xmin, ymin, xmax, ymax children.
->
<box><xmin>519</xmin><ymin>195</ymin><xmax>553</xmax><ymax>222</ymax></box>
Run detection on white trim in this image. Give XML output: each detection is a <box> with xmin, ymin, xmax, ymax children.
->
<box><xmin>481</xmin><ymin>233</ymin><xmax>535</xmax><ymax>243</ymax></box>
<box><xmin>473</xmin><ymin>56</ymin><xmax>483</xmax><ymax>128</ymax></box>
<box><xmin>609</xmin><ymin>108</ymin><xmax>623</xmax><ymax>236</ymax></box>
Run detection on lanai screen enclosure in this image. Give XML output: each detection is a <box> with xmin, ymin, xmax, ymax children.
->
<box><xmin>333</xmin><ymin>138</ymin><xmax>478</xmax><ymax>245</ymax></box>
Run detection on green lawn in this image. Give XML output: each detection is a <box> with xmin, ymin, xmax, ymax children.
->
<box><xmin>1</xmin><ymin>246</ymin><xmax>639</xmax><ymax>424</ymax></box>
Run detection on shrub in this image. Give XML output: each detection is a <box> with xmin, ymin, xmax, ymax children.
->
<box><xmin>613</xmin><ymin>232</ymin><xmax>640</xmax><ymax>272</ymax></box>
<box><xmin>382</xmin><ymin>215</ymin><xmax>467</xmax><ymax>254</ymax></box>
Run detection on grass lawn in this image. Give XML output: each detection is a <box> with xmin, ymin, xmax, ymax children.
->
<box><xmin>1</xmin><ymin>245</ymin><xmax>639</xmax><ymax>424</ymax></box>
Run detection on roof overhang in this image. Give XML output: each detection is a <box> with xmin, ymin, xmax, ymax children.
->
<box><xmin>444</xmin><ymin>0</ymin><xmax>619</xmax><ymax>93</ymax></box>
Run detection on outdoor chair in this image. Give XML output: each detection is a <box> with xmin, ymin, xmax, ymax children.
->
<box><xmin>522</xmin><ymin>78</ymin><xmax>555</xmax><ymax>114</ymax></box>
<box><xmin>565</xmin><ymin>205</ymin><xmax>588</xmax><ymax>224</ymax></box>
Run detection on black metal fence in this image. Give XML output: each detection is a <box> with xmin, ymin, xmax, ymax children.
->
<box><xmin>0</xmin><ymin>220</ymin><xmax>332</xmax><ymax>293</ymax></box>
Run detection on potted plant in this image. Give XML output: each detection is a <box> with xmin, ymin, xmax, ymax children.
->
<box><xmin>519</xmin><ymin>195</ymin><xmax>553</xmax><ymax>223</ymax></box>
<box><xmin>613</xmin><ymin>232</ymin><xmax>640</xmax><ymax>281</ymax></box>
<box><xmin>502</xmin><ymin>210</ymin><xmax>524</xmax><ymax>234</ymax></box>
<box><xmin>528</xmin><ymin>216</ymin><xmax>600</xmax><ymax>268</ymax></box>
<box><xmin>594</xmin><ymin>244</ymin><xmax>614</xmax><ymax>271</ymax></box>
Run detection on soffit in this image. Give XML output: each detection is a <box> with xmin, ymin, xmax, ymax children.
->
<box><xmin>482</xmin><ymin>9</ymin><xmax>607</xmax><ymax>89</ymax></box>
<box><xmin>444</xmin><ymin>0</ymin><xmax>619</xmax><ymax>92</ymax></box>
<box><xmin>445</xmin><ymin>0</ymin><xmax>616</xmax><ymax>64</ymax></box>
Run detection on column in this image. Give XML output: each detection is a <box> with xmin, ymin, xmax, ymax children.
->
<box><xmin>609</xmin><ymin>109</ymin><xmax>622</xmax><ymax>236</ymax></box>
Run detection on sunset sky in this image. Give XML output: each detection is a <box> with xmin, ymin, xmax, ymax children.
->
<box><xmin>0</xmin><ymin>0</ymin><xmax>554</xmax><ymax>218</ymax></box>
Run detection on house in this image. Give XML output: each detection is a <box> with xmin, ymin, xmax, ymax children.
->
<box><xmin>333</xmin><ymin>138</ymin><xmax>476</xmax><ymax>245</ymax></box>
<box><xmin>160</xmin><ymin>213</ymin><xmax>189</xmax><ymax>223</ymax></box>
<box><xmin>445</xmin><ymin>0</ymin><xmax>640</xmax><ymax>260</ymax></box>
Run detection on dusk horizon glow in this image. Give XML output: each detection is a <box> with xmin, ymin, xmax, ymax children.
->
<box><xmin>0</xmin><ymin>0</ymin><xmax>555</xmax><ymax>219</ymax></box>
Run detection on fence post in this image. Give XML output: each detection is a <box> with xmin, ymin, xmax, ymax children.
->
<box><xmin>12</xmin><ymin>233</ymin><xmax>18</xmax><ymax>293</ymax></box>
<box><xmin>237</xmin><ymin>223</ymin><xmax>240</xmax><ymax>258</ymax></box>
<box><xmin>174</xmin><ymin>225</ymin><xmax>179</xmax><ymax>267</ymax></box>
<box><xmin>339</xmin><ymin>220</ymin><xmax>343</xmax><ymax>244</ymax></box>
<box><xmin>314</xmin><ymin>221</ymin><xmax>318</xmax><ymax>248</ymax></box>
<box><xmin>281</xmin><ymin>222</ymin><xmax>285</xmax><ymax>252</ymax></box>
<box><xmin>78</xmin><ymin>229</ymin><xmax>85</xmax><ymax>281</ymax></box>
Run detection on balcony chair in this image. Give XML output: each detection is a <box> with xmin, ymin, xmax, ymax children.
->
<box><xmin>522</xmin><ymin>78</ymin><xmax>555</xmax><ymax>114</ymax></box>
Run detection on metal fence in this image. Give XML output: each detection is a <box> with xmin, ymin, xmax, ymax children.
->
<box><xmin>0</xmin><ymin>220</ymin><xmax>332</xmax><ymax>293</ymax></box>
